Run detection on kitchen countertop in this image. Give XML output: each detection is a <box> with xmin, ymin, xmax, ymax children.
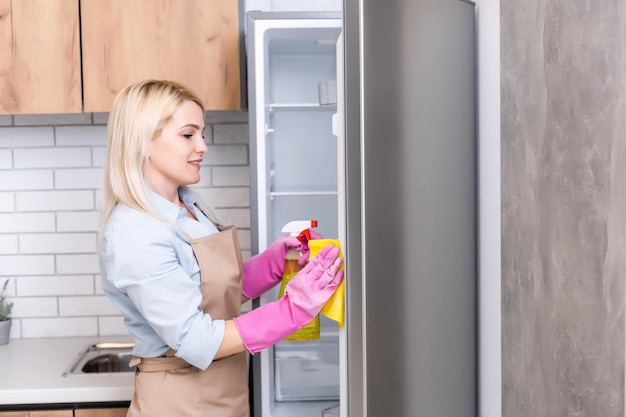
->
<box><xmin>0</xmin><ymin>336</ymin><xmax>134</xmax><ymax>406</ymax></box>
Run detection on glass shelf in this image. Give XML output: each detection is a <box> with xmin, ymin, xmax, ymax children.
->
<box><xmin>268</xmin><ymin>103</ymin><xmax>337</xmax><ymax>110</ymax></box>
<box><xmin>269</xmin><ymin>190</ymin><xmax>337</xmax><ymax>197</ymax></box>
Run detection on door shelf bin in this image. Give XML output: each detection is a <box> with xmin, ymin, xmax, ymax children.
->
<box><xmin>274</xmin><ymin>336</ymin><xmax>340</xmax><ymax>401</ymax></box>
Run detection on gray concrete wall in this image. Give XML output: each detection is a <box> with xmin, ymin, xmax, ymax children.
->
<box><xmin>501</xmin><ymin>1</ymin><xmax>626</xmax><ymax>416</ymax></box>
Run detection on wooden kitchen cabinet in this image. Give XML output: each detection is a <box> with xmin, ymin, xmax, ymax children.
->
<box><xmin>0</xmin><ymin>0</ymin><xmax>82</xmax><ymax>114</ymax></box>
<box><xmin>80</xmin><ymin>0</ymin><xmax>241</xmax><ymax>112</ymax></box>
<box><xmin>0</xmin><ymin>411</ymin><xmax>72</xmax><ymax>417</ymax></box>
<box><xmin>0</xmin><ymin>0</ymin><xmax>241</xmax><ymax>115</ymax></box>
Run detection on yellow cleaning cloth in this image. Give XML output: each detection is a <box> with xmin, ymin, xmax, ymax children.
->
<box><xmin>308</xmin><ymin>239</ymin><xmax>345</xmax><ymax>328</ymax></box>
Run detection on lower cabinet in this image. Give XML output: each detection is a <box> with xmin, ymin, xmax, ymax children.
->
<box><xmin>0</xmin><ymin>412</ymin><xmax>72</xmax><ymax>417</ymax></box>
<box><xmin>0</xmin><ymin>408</ymin><xmax>127</xmax><ymax>417</ymax></box>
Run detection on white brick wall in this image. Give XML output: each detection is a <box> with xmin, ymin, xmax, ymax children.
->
<box><xmin>0</xmin><ymin>111</ymin><xmax>251</xmax><ymax>339</ymax></box>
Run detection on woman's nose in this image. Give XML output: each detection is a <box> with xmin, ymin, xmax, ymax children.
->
<box><xmin>197</xmin><ymin>137</ymin><xmax>208</xmax><ymax>153</ymax></box>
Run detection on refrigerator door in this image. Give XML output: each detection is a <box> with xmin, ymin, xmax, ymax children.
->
<box><xmin>343</xmin><ymin>0</ymin><xmax>477</xmax><ymax>416</ymax></box>
<box><xmin>246</xmin><ymin>11</ymin><xmax>343</xmax><ymax>417</ymax></box>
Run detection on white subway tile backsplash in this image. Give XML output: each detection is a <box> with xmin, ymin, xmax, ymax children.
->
<box><xmin>205</xmin><ymin>145</ymin><xmax>248</xmax><ymax>165</ymax></box>
<box><xmin>94</xmin><ymin>275</ymin><xmax>104</xmax><ymax>295</ymax></box>
<box><xmin>92</xmin><ymin>113</ymin><xmax>109</xmax><ymax>125</ymax></box>
<box><xmin>198</xmin><ymin>167</ymin><xmax>213</xmax><ymax>184</ymax></box>
<box><xmin>193</xmin><ymin>187</ymin><xmax>251</xmax><ymax>208</ymax></box>
<box><xmin>14</xmin><ymin>148</ymin><xmax>92</xmax><ymax>169</ymax></box>
<box><xmin>16</xmin><ymin>190</ymin><xmax>95</xmax><ymax>211</ymax></box>
<box><xmin>0</xmin><ymin>192</ymin><xmax>15</xmax><ymax>212</ymax></box>
<box><xmin>56</xmin><ymin>254</ymin><xmax>100</xmax><ymax>275</ymax></box>
<box><xmin>98</xmin><ymin>316</ymin><xmax>129</xmax><ymax>336</ymax></box>
<box><xmin>0</xmin><ymin>127</ymin><xmax>54</xmax><ymax>147</ymax></box>
<box><xmin>1</xmin><ymin>255</ymin><xmax>55</xmax><ymax>275</ymax></box>
<box><xmin>17</xmin><ymin>275</ymin><xmax>95</xmax><ymax>296</ymax></box>
<box><xmin>57</xmin><ymin>211</ymin><xmax>100</xmax><ymax>232</ymax></box>
<box><xmin>203</xmin><ymin>126</ymin><xmax>214</xmax><ymax>144</ymax></box>
<box><xmin>0</xmin><ymin>115</ymin><xmax>12</xmax><ymax>126</ymax></box>
<box><xmin>0</xmin><ymin>149</ymin><xmax>12</xmax><ymax>169</ymax></box>
<box><xmin>59</xmin><ymin>296</ymin><xmax>119</xmax><ymax>316</ymax></box>
<box><xmin>0</xmin><ymin>234</ymin><xmax>18</xmax><ymax>254</ymax></box>
<box><xmin>14</xmin><ymin>113</ymin><xmax>92</xmax><ymax>126</ymax></box>
<box><xmin>92</xmin><ymin>147</ymin><xmax>106</xmax><ymax>167</ymax></box>
<box><xmin>212</xmin><ymin>166</ymin><xmax>251</xmax><ymax>186</ymax></box>
<box><xmin>237</xmin><ymin>229</ymin><xmax>252</xmax><ymax>251</ymax></box>
<box><xmin>204</xmin><ymin>111</ymin><xmax>249</xmax><ymax>124</ymax></box>
<box><xmin>12</xmin><ymin>297</ymin><xmax>58</xmax><ymax>317</ymax></box>
<box><xmin>94</xmin><ymin>189</ymin><xmax>102</xmax><ymax>211</ymax></box>
<box><xmin>214</xmin><ymin>123</ymin><xmax>249</xmax><ymax>144</ymax></box>
<box><xmin>22</xmin><ymin>317</ymin><xmax>98</xmax><ymax>338</ymax></box>
<box><xmin>55</xmin><ymin>168</ymin><xmax>104</xmax><ymax>189</ymax></box>
<box><xmin>1</xmin><ymin>277</ymin><xmax>15</xmax><ymax>296</ymax></box>
<box><xmin>0</xmin><ymin>213</ymin><xmax>55</xmax><ymax>232</ymax></box>
<box><xmin>218</xmin><ymin>208</ymin><xmax>251</xmax><ymax>228</ymax></box>
<box><xmin>0</xmin><ymin>169</ymin><xmax>53</xmax><ymax>190</ymax></box>
<box><xmin>55</xmin><ymin>125</ymin><xmax>107</xmax><ymax>146</ymax></box>
<box><xmin>0</xmin><ymin>111</ymin><xmax>251</xmax><ymax>338</ymax></box>
<box><xmin>8</xmin><ymin>319</ymin><xmax>20</xmax><ymax>339</ymax></box>
<box><xmin>19</xmin><ymin>233</ymin><xmax>97</xmax><ymax>254</ymax></box>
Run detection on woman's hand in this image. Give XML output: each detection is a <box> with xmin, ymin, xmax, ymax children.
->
<box><xmin>241</xmin><ymin>236</ymin><xmax>302</xmax><ymax>300</ymax></box>
<box><xmin>231</xmin><ymin>244</ymin><xmax>344</xmax><ymax>354</ymax></box>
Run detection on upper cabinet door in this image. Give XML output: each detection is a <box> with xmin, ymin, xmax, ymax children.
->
<box><xmin>0</xmin><ymin>0</ymin><xmax>81</xmax><ymax>114</ymax></box>
<box><xmin>81</xmin><ymin>0</ymin><xmax>241</xmax><ymax>112</ymax></box>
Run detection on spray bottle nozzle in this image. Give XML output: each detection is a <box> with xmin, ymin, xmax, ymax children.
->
<box><xmin>281</xmin><ymin>220</ymin><xmax>318</xmax><ymax>242</ymax></box>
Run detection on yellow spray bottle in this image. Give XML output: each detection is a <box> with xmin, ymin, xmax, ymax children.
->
<box><xmin>277</xmin><ymin>219</ymin><xmax>320</xmax><ymax>341</ymax></box>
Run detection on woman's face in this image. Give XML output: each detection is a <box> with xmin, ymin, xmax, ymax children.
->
<box><xmin>147</xmin><ymin>99</ymin><xmax>207</xmax><ymax>198</ymax></box>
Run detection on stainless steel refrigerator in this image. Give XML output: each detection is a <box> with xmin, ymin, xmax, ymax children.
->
<box><xmin>246</xmin><ymin>2</ymin><xmax>476</xmax><ymax>416</ymax></box>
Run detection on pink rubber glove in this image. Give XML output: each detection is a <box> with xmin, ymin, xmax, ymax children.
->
<box><xmin>241</xmin><ymin>230</ymin><xmax>324</xmax><ymax>299</ymax></box>
<box><xmin>233</xmin><ymin>244</ymin><xmax>343</xmax><ymax>354</ymax></box>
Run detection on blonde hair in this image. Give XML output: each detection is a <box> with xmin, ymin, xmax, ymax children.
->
<box><xmin>100</xmin><ymin>80</ymin><xmax>206</xmax><ymax>229</ymax></box>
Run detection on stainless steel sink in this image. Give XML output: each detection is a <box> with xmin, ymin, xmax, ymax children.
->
<box><xmin>63</xmin><ymin>342</ymin><xmax>136</xmax><ymax>376</ymax></box>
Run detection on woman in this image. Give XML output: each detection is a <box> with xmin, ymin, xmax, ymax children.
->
<box><xmin>99</xmin><ymin>79</ymin><xmax>344</xmax><ymax>417</ymax></box>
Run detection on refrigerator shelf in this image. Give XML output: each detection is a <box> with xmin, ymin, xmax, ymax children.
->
<box><xmin>269</xmin><ymin>191</ymin><xmax>338</xmax><ymax>197</ymax></box>
<box><xmin>274</xmin><ymin>335</ymin><xmax>340</xmax><ymax>402</ymax></box>
<box><xmin>269</xmin><ymin>103</ymin><xmax>337</xmax><ymax>110</ymax></box>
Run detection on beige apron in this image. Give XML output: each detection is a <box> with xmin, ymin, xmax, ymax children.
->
<box><xmin>127</xmin><ymin>225</ymin><xmax>249</xmax><ymax>417</ymax></box>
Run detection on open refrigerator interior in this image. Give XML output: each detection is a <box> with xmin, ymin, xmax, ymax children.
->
<box><xmin>246</xmin><ymin>11</ymin><xmax>345</xmax><ymax>417</ymax></box>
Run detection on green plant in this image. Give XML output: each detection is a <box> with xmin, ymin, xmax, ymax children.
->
<box><xmin>0</xmin><ymin>279</ymin><xmax>12</xmax><ymax>321</ymax></box>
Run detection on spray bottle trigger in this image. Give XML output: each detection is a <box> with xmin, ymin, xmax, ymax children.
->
<box><xmin>298</xmin><ymin>229</ymin><xmax>312</xmax><ymax>243</ymax></box>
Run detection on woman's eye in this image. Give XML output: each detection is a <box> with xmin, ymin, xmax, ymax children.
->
<box><xmin>183</xmin><ymin>134</ymin><xmax>193</xmax><ymax>139</ymax></box>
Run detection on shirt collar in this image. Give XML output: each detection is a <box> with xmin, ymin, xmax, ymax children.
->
<box><xmin>149</xmin><ymin>188</ymin><xmax>197</xmax><ymax>223</ymax></box>
<box><xmin>179</xmin><ymin>187</ymin><xmax>197</xmax><ymax>207</ymax></box>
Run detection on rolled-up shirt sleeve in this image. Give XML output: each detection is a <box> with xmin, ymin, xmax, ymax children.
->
<box><xmin>101</xmin><ymin>220</ymin><xmax>224</xmax><ymax>370</ymax></box>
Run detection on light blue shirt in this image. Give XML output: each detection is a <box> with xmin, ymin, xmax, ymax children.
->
<box><xmin>99</xmin><ymin>189</ymin><xmax>224</xmax><ymax>370</ymax></box>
